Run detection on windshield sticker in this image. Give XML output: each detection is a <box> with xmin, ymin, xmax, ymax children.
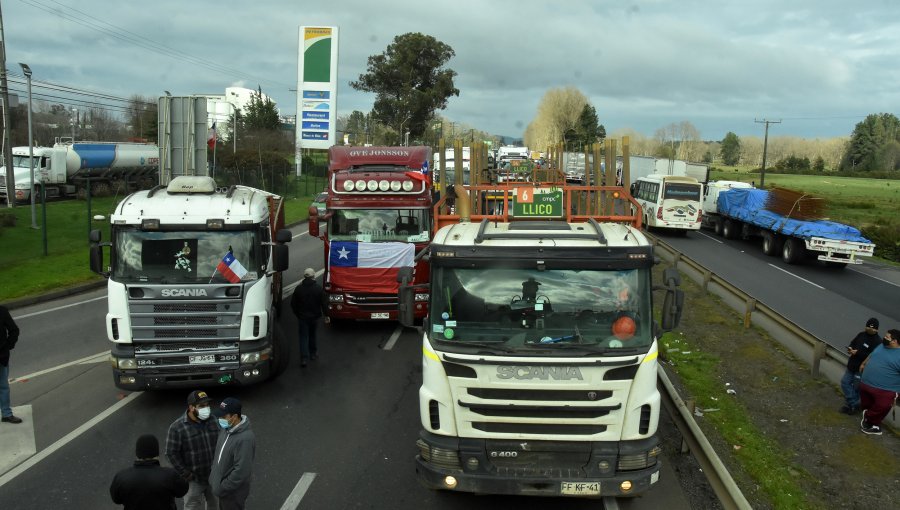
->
<box><xmin>407</xmin><ymin>231</ymin><xmax>429</xmax><ymax>242</ymax></box>
<box><xmin>443</xmin><ymin>328</ymin><xmax>455</xmax><ymax>340</ymax></box>
<box><xmin>355</xmin><ymin>234</ymin><xmax>372</xmax><ymax>242</ymax></box>
<box><xmin>432</xmin><ymin>324</ymin><xmax>445</xmax><ymax>334</ymax></box>
<box><xmin>173</xmin><ymin>241</ymin><xmax>195</xmax><ymax>272</ymax></box>
<box><xmin>445</xmin><ymin>320</ymin><xmax>457</xmax><ymax>327</ymax></box>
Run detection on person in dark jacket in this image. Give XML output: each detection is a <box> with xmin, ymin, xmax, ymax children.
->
<box><xmin>166</xmin><ymin>390</ymin><xmax>219</xmax><ymax>509</ymax></box>
<box><xmin>1</xmin><ymin>305</ymin><xmax>22</xmax><ymax>424</ymax></box>
<box><xmin>839</xmin><ymin>318</ymin><xmax>882</xmax><ymax>414</ymax></box>
<box><xmin>210</xmin><ymin>397</ymin><xmax>255</xmax><ymax>510</ymax></box>
<box><xmin>290</xmin><ymin>268</ymin><xmax>328</xmax><ymax>367</ymax></box>
<box><xmin>110</xmin><ymin>434</ymin><xmax>188</xmax><ymax>509</ymax></box>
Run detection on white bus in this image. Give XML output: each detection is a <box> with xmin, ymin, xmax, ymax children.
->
<box><xmin>631</xmin><ymin>174</ymin><xmax>702</xmax><ymax>233</ymax></box>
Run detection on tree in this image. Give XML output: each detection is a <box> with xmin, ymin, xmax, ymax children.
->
<box><xmin>523</xmin><ymin>86</ymin><xmax>588</xmax><ymax>150</ymax></box>
<box><xmin>575</xmin><ymin>104</ymin><xmax>602</xmax><ymax>149</ymax></box>
<box><xmin>242</xmin><ymin>87</ymin><xmax>280</xmax><ymax>131</ymax></box>
<box><xmin>840</xmin><ymin>113</ymin><xmax>900</xmax><ymax>171</ymax></box>
<box><xmin>126</xmin><ymin>95</ymin><xmax>158</xmax><ymax>142</ymax></box>
<box><xmin>351</xmin><ymin>32</ymin><xmax>459</xmax><ymax>143</ymax></box>
<box><xmin>813</xmin><ymin>156</ymin><xmax>826</xmax><ymax>172</ymax></box>
<box><xmin>720</xmin><ymin>132</ymin><xmax>741</xmax><ymax>166</ymax></box>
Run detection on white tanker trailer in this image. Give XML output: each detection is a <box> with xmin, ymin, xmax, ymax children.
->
<box><xmin>0</xmin><ymin>137</ymin><xmax>159</xmax><ymax>202</ymax></box>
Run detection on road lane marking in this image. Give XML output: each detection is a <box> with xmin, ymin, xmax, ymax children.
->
<box><xmin>0</xmin><ymin>392</ymin><xmax>142</xmax><ymax>488</ymax></box>
<box><xmin>279</xmin><ymin>472</ymin><xmax>317</xmax><ymax>510</ymax></box>
<box><xmin>848</xmin><ymin>267</ymin><xmax>900</xmax><ymax>289</ymax></box>
<box><xmin>292</xmin><ymin>230</ymin><xmax>309</xmax><ymax>239</ymax></box>
<box><xmin>695</xmin><ymin>231</ymin><xmax>724</xmax><ymax>244</ymax></box>
<box><xmin>10</xmin><ymin>351</ymin><xmax>109</xmax><ymax>385</ymax></box>
<box><xmin>382</xmin><ymin>325</ymin><xmax>404</xmax><ymax>351</ymax></box>
<box><xmin>0</xmin><ymin>405</ymin><xmax>36</xmax><ymax>477</ymax></box>
<box><xmin>767</xmin><ymin>264</ymin><xmax>825</xmax><ymax>289</ymax></box>
<box><xmin>12</xmin><ymin>295</ymin><xmax>107</xmax><ymax>320</ymax></box>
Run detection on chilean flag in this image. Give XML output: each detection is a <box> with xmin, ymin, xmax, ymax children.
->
<box><xmin>207</xmin><ymin>121</ymin><xmax>217</xmax><ymax>149</ymax></box>
<box><xmin>216</xmin><ymin>251</ymin><xmax>247</xmax><ymax>283</ymax></box>
<box><xmin>329</xmin><ymin>241</ymin><xmax>414</xmax><ymax>294</ymax></box>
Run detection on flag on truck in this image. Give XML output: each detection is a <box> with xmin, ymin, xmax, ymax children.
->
<box><xmin>216</xmin><ymin>250</ymin><xmax>247</xmax><ymax>283</ymax></box>
<box><xmin>208</xmin><ymin>122</ymin><xmax>217</xmax><ymax>149</ymax></box>
<box><xmin>328</xmin><ymin>241</ymin><xmax>414</xmax><ymax>294</ymax></box>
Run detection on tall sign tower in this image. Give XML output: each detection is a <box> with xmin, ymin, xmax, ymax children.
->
<box><xmin>296</xmin><ymin>26</ymin><xmax>339</xmax><ymax>176</ymax></box>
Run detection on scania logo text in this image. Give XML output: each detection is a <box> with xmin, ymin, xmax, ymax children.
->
<box><xmin>496</xmin><ymin>366</ymin><xmax>584</xmax><ymax>381</ymax></box>
<box><xmin>160</xmin><ymin>288</ymin><xmax>208</xmax><ymax>297</ymax></box>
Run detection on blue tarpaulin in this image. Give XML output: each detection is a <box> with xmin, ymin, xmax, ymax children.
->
<box><xmin>717</xmin><ymin>188</ymin><xmax>872</xmax><ymax>243</ymax></box>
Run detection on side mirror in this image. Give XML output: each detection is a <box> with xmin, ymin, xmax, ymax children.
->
<box><xmin>272</xmin><ymin>245</ymin><xmax>289</xmax><ymax>272</ymax></box>
<box><xmin>397</xmin><ymin>267</ymin><xmax>415</xmax><ymax>328</ymax></box>
<box><xmin>275</xmin><ymin>228</ymin><xmax>292</xmax><ymax>243</ymax></box>
<box><xmin>661</xmin><ymin>288</ymin><xmax>684</xmax><ymax>331</ymax></box>
<box><xmin>663</xmin><ymin>267</ymin><xmax>681</xmax><ymax>288</ymax></box>
<box><xmin>89</xmin><ymin>228</ymin><xmax>102</xmax><ymax>243</ymax></box>
<box><xmin>308</xmin><ymin>206</ymin><xmax>320</xmax><ymax>238</ymax></box>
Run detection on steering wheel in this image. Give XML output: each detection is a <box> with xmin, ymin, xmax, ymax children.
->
<box><xmin>536</xmin><ymin>295</ymin><xmax>550</xmax><ymax>304</ymax></box>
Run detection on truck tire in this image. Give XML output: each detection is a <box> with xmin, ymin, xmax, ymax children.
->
<box><xmin>723</xmin><ymin>219</ymin><xmax>740</xmax><ymax>240</ymax></box>
<box><xmin>714</xmin><ymin>219</ymin><xmax>725</xmax><ymax>236</ymax></box>
<box><xmin>762</xmin><ymin>232</ymin><xmax>784</xmax><ymax>256</ymax></box>
<box><xmin>782</xmin><ymin>238</ymin><xmax>806</xmax><ymax>264</ymax></box>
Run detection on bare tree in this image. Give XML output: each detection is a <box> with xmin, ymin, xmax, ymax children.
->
<box><xmin>524</xmin><ymin>86</ymin><xmax>589</xmax><ymax>150</ymax></box>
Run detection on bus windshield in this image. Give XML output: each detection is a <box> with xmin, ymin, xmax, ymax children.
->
<box><xmin>113</xmin><ymin>229</ymin><xmax>260</xmax><ymax>283</ymax></box>
<box><xmin>330</xmin><ymin>209</ymin><xmax>430</xmax><ymax>242</ymax></box>
<box><xmin>664</xmin><ymin>183</ymin><xmax>701</xmax><ymax>201</ymax></box>
<box><xmin>429</xmin><ymin>267</ymin><xmax>652</xmax><ymax>355</ymax></box>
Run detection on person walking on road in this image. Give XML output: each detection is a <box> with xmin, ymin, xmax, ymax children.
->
<box><xmin>858</xmin><ymin>329</ymin><xmax>900</xmax><ymax>435</ymax></box>
<box><xmin>166</xmin><ymin>390</ymin><xmax>219</xmax><ymax>509</ymax></box>
<box><xmin>290</xmin><ymin>267</ymin><xmax>328</xmax><ymax>367</ymax></box>
<box><xmin>110</xmin><ymin>434</ymin><xmax>188</xmax><ymax>509</ymax></box>
<box><xmin>840</xmin><ymin>318</ymin><xmax>882</xmax><ymax>415</ymax></box>
<box><xmin>1</xmin><ymin>304</ymin><xmax>22</xmax><ymax>424</ymax></box>
<box><xmin>210</xmin><ymin>397</ymin><xmax>255</xmax><ymax>510</ymax></box>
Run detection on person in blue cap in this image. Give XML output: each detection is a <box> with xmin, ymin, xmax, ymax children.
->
<box><xmin>209</xmin><ymin>397</ymin><xmax>255</xmax><ymax>509</ymax></box>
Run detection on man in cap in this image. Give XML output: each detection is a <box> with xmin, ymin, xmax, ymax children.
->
<box><xmin>839</xmin><ymin>318</ymin><xmax>882</xmax><ymax>414</ymax></box>
<box><xmin>210</xmin><ymin>397</ymin><xmax>255</xmax><ymax>510</ymax></box>
<box><xmin>290</xmin><ymin>267</ymin><xmax>328</xmax><ymax>367</ymax></box>
<box><xmin>166</xmin><ymin>390</ymin><xmax>219</xmax><ymax>509</ymax></box>
<box><xmin>111</xmin><ymin>434</ymin><xmax>188</xmax><ymax>509</ymax></box>
<box><xmin>858</xmin><ymin>329</ymin><xmax>900</xmax><ymax>435</ymax></box>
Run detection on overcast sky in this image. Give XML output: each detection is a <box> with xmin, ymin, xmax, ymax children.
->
<box><xmin>5</xmin><ymin>0</ymin><xmax>899</xmax><ymax>141</ymax></box>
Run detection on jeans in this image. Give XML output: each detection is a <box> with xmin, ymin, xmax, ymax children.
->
<box><xmin>184</xmin><ymin>480</ymin><xmax>218</xmax><ymax>510</ymax></box>
<box><xmin>840</xmin><ymin>369</ymin><xmax>861</xmax><ymax>408</ymax></box>
<box><xmin>297</xmin><ymin>318</ymin><xmax>318</xmax><ymax>361</ymax></box>
<box><xmin>0</xmin><ymin>364</ymin><xmax>10</xmax><ymax>417</ymax></box>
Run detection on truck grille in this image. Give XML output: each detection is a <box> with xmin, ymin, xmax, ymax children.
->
<box><xmin>129</xmin><ymin>296</ymin><xmax>242</xmax><ymax>342</ymax></box>
<box><xmin>345</xmin><ymin>293</ymin><xmax>398</xmax><ymax>309</ymax></box>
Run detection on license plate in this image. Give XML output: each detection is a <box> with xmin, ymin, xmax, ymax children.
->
<box><xmin>188</xmin><ymin>354</ymin><xmax>216</xmax><ymax>365</ymax></box>
<box><xmin>560</xmin><ymin>481</ymin><xmax>600</xmax><ymax>496</ymax></box>
<box><xmin>370</xmin><ymin>312</ymin><xmax>390</xmax><ymax>319</ymax></box>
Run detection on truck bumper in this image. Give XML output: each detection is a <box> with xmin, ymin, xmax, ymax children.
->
<box><xmin>415</xmin><ymin>432</ymin><xmax>661</xmax><ymax>498</ymax></box>
<box><xmin>327</xmin><ymin>300</ymin><xmax>427</xmax><ymax>321</ymax></box>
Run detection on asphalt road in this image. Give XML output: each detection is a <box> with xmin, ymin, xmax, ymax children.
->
<box><xmin>655</xmin><ymin>227</ymin><xmax>900</xmax><ymax>348</ymax></box>
<box><xmin>0</xmin><ymin>226</ymin><xmax>693</xmax><ymax>510</ymax></box>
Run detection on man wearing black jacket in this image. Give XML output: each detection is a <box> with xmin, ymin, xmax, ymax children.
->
<box><xmin>110</xmin><ymin>434</ymin><xmax>188</xmax><ymax>509</ymax></box>
<box><xmin>840</xmin><ymin>317</ymin><xmax>882</xmax><ymax>414</ymax></box>
<box><xmin>1</xmin><ymin>304</ymin><xmax>21</xmax><ymax>424</ymax></box>
<box><xmin>290</xmin><ymin>268</ymin><xmax>329</xmax><ymax>367</ymax></box>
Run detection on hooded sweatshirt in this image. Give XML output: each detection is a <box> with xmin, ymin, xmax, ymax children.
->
<box><xmin>209</xmin><ymin>415</ymin><xmax>255</xmax><ymax>497</ymax></box>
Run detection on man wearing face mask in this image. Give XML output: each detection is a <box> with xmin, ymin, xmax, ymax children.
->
<box><xmin>209</xmin><ymin>397</ymin><xmax>255</xmax><ymax>510</ymax></box>
<box><xmin>165</xmin><ymin>390</ymin><xmax>219</xmax><ymax>509</ymax></box>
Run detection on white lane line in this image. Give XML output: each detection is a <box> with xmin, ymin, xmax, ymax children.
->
<box><xmin>767</xmin><ymin>263</ymin><xmax>825</xmax><ymax>290</ymax></box>
<box><xmin>10</xmin><ymin>351</ymin><xmax>109</xmax><ymax>385</ymax></box>
<box><xmin>695</xmin><ymin>231</ymin><xmax>723</xmax><ymax>244</ymax></box>
<box><xmin>292</xmin><ymin>230</ymin><xmax>309</xmax><ymax>239</ymax></box>
<box><xmin>382</xmin><ymin>325</ymin><xmax>404</xmax><ymax>351</ymax></box>
<box><xmin>279</xmin><ymin>472</ymin><xmax>317</xmax><ymax>510</ymax></box>
<box><xmin>0</xmin><ymin>392</ymin><xmax>142</xmax><ymax>488</ymax></box>
<box><xmin>848</xmin><ymin>267</ymin><xmax>900</xmax><ymax>289</ymax></box>
<box><xmin>12</xmin><ymin>295</ymin><xmax>107</xmax><ymax>320</ymax></box>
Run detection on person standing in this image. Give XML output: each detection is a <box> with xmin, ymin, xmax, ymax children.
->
<box><xmin>858</xmin><ymin>329</ymin><xmax>900</xmax><ymax>435</ymax></box>
<box><xmin>290</xmin><ymin>267</ymin><xmax>328</xmax><ymax>367</ymax></box>
<box><xmin>1</xmin><ymin>304</ymin><xmax>22</xmax><ymax>424</ymax></box>
<box><xmin>839</xmin><ymin>318</ymin><xmax>881</xmax><ymax>414</ymax></box>
<box><xmin>209</xmin><ymin>397</ymin><xmax>255</xmax><ymax>510</ymax></box>
<box><xmin>110</xmin><ymin>434</ymin><xmax>188</xmax><ymax>509</ymax></box>
<box><xmin>166</xmin><ymin>390</ymin><xmax>219</xmax><ymax>509</ymax></box>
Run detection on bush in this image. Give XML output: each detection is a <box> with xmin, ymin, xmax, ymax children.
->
<box><xmin>861</xmin><ymin>222</ymin><xmax>900</xmax><ymax>263</ymax></box>
<box><xmin>0</xmin><ymin>208</ymin><xmax>15</xmax><ymax>228</ymax></box>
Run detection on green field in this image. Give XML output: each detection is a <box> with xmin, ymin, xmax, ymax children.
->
<box><xmin>0</xmin><ymin>176</ymin><xmax>324</xmax><ymax>304</ymax></box>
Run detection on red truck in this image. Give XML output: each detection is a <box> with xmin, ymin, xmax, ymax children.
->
<box><xmin>308</xmin><ymin>146</ymin><xmax>433</xmax><ymax>322</ymax></box>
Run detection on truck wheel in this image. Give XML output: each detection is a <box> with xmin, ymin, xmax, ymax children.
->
<box><xmin>713</xmin><ymin>219</ymin><xmax>724</xmax><ymax>236</ymax></box>
<box><xmin>270</xmin><ymin>324</ymin><xmax>289</xmax><ymax>379</ymax></box>
<box><xmin>723</xmin><ymin>219</ymin><xmax>740</xmax><ymax>240</ymax></box>
<box><xmin>782</xmin><ymin>238</ymin><xmax>806</xmax><ymax>264</ymax></box>
<box><xmin>762</xmin><ymin>232</ymin><xmax>784</xmax><ymax>256</ymax></box>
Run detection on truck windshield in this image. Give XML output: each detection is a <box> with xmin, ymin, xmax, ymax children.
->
<box><xmin>330</xmin><ymin>209</ymin><xmax>429</xmax><ymax>242</ymax></box>
<box><xmin>430</xmin><ymin>267</ymin><xmax>652</xmax><ymax>355</ymax></box>
<box><xmin>12</xmin><ymin>155</ymin><xmax>39</xmax><ymax>167</ymax></box>
<box><xmin>113</xmin><ymin>229</ymin><xmax>260</xmax><ymax>283</ymax></box>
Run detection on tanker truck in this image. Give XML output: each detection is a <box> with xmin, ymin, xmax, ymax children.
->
<box><xmin>0</xmin><ymin>137</ymin><xmax>159</xmax><ymax>203</ymax></box>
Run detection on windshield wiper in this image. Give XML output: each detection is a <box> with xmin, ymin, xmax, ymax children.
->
<box><xmin>454</xmin><ymin>341</ymin><xmax>515</xmax><ymax>353</ymax></box>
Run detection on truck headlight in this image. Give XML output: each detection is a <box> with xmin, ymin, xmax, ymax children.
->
<box><xmin>241</xmin><ymin>348</ymin><xmax>271</xmax><ymax>364</ymax></box>
<box><xmin>415</xmin><ymin>293</ymin><xmax>429</xmax><ymax>302</ymax></box>
<box><xmin>117</xmin><ymin>358</ymin><xmax>138</xmax><ymax>369</ymax></box>
<box><xmin>328</xmin><ymin>294</ymin><xmax>344</xmax><ymax>303</ymax></box>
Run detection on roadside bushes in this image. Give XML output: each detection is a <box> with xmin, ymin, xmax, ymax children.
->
<box><xmin>862</xmin><ymin>220</ymin><xmax>900</xmax><ymax>263</ymax></box>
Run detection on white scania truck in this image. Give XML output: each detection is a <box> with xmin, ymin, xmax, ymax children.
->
<box><xmin>90</xmin><ymin>176</ymin><xmax>292</xmax><ymax>390</ymax></box>
<box><xmin>399</xmin><ymin>178</ymin><xmax>684</xmax><ymax>499</ymax></box>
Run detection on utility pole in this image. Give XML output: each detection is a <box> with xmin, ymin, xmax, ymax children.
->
<box><xmin>755</xmin><ymin>118</ymin><xmax>781</xmax><ymax>188</ymax></box>
<box><xmin>0</xmin><ymin>3</ymin><xmax>15</xmax><ymax>208</ymax></box>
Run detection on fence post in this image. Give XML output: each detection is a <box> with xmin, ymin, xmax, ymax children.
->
<box><xmin>744</xmin><ymin>298</ymin><xmax>756</xmax><ymax>329</ymax></box>
<box><xmin>702</xmin><ymin>270</ymin><xmax>712</xmax><ymax>292</ymax></box>
<box><xmin>811</xmin><ymin>342</ymin><xmax>826</xmax><ymax>378</ymax></box>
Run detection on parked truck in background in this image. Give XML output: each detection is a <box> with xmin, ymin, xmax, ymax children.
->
<box><xmin>308</xmin><ymin>145</ymin><xmax>433</xmax><ymax>322</ymax></box>
<box><xmin>399</xmin><ymin>172</ymin><xmax>685</xmax><ymax>499</ymax></box>
<box><xmin>701</xmin><ymin>180</ymin><xmax>875</xmax><ymax>266</ymax></box>
<box><xmin>0</xmin><ymin>138</ymin><xmax>158</xmax><ymax>203</ymax></box>
<box><xmin>90</xmin><ymin>176</ymin><xmax>292</xmax><ymax>389</ymax></box>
